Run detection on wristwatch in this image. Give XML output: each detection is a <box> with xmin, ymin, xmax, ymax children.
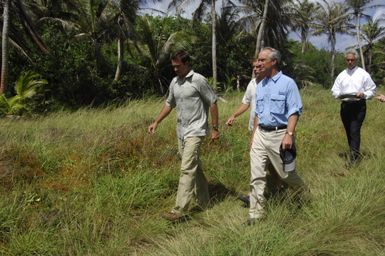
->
<box><xmin>212</xmin><ymin>125</ymin><xmax>219</xmax><ymax>131</ymax></box>
<box><xmin>286</xmin><ymin>131</ymin><xmax>294</xmax><ymax>136</ymax></box>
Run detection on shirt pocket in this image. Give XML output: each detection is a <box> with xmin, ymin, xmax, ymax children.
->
<box><xmin>270</xmin><ymin>94</ymin><xmax>285</xmax><ymax>114</ymax></box>
<box><xmin>256</xmin><ymin>96</ymin><xmax>264</xmax><ymax>114</ymax></box>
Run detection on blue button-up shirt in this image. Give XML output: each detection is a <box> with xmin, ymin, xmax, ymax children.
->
<box><xmin>255</xmin><ymin>71</ymin><xmax>302</xmax><ymax>126</ymax></box>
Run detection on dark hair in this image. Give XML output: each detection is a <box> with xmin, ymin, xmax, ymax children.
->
<box><xmin>171</xmin><ymin>50</ymin><xmax>191</xmax><ymax>64</ymax></box>
<box><xmin>251</xmin><ymin>56</ymin><xmax>258</xmax><ymax>63</ymax></box>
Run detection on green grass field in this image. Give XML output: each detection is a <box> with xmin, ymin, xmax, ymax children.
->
<box><xmin>0</xmin><ymin>87</ymin><xmax>384</xmax><ymax>255</ymax></box>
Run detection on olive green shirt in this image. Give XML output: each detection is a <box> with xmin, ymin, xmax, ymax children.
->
<box><xmin>166</xmin><ymin>70</ymin><xmax>217</xmax><ymax>139</ymax></box>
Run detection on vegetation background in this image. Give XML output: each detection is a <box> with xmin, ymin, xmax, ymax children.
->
<box><xmin>1</xmin><ymin>0</ymin><xmax>385</xmax><ymax>255</ymax></box>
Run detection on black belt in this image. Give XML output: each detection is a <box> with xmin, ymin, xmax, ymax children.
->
<box><xmin>341</xmin><ymin>99</ymin><xmax>365</xmax><ymax>105</ymax></box>
<box><xmin>258</xmin><ymin>125</ymin><xmax>287</xmax><ymax>131</ymax></box>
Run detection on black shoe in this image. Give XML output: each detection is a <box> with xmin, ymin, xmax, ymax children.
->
<box><xmin>238</xmin><ymin>194</ymin><xmax>250</xmax><ymax>206</ymax></box>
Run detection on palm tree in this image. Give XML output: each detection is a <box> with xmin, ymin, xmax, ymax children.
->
<box><xmin>129</xmin><ymin>16</ymin><xmax>195</xmax><ymax>94</ymax></box>
<box><xmin>361</xmin><ymin>17</ymin><xmax>385</xmax><ymax>73</ymax></box>
<box><xmin>0</xmin><ymin>0</ymin><xmax>49</xmax><ymax>94</ymax></box>
<box><xmin>255</xmin><ymin>0</ymin><xmax>268</xmax><ymax>55</ymax></box>
<box><xmin>1</xmin><ymin>0</ymin><xmax>10</xmax><ymax>94</ymax></box>
<box><xmin>313</xmin><ymin>0</ymin><xmax>351</xmax><ymax>85</ymax></box>
<box><xmin>236</xmin><ymin>0</ymin><xmax>290</xmax><ymax>57</ymax></box>
<box><xmin>346</xmin><ymin>0</ymin><xmax>384</xmax><ymax>70</ymax></box>
<box><xmin>287</xmin><ymin>0</ymin><xmax>319</xmax><ymax>54</ymax></box>
<box><xmin>109</xmin><ymin>0</ymin><xmax>140</xmax><ymax>81</ymax></box>
<box><xmin>168</xmin><ymin>0</ymin><xmax>220</xmax><ymax>89</ymax></box>
<box><xmin>0</xmin><ymin>71</ymin><xmax>47</xmax><ymax>116</ymax></box>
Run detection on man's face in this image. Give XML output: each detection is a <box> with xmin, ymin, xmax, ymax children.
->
<box><xmin>346</xmin><ymin>53</ymin><xmax>357</xmax><ymax>69</ymax></box>
<box><xmin>171</xmin><ymin>58</ymin><xmax>189</xmax><ymax>78</ymax></box>
<box><xmin>252</xmin><ymin>61</ymin><xmax>261</xmax><ymax>77</ymax></box>
<box><xmin>257</xmin><ymin>50</ymin><xmax>275</xmax><ymax>77</ymax></box>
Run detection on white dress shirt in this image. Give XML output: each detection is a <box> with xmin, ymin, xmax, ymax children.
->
<box><xmin>242</xmin><ymin>78</ymin><xmax>257</xmax><ymax>131</ymax></box>
<box><xmin>331</xmin><ymin>66</ymin><xmax>376</xmax><ymax>101</ymax></box>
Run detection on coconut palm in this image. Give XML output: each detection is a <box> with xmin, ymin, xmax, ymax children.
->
<box><xmin>236</xmin><ymin>0</ymin><xmax>290</xmax><ymax>57</ymax></box>
<box><xmin>108</xmin><ymin>0</ymin><xmax>140</xmax><ymax>81</ymax></box>
<box><xmin>0</xmin><ymin>71</ymin><xmax>47</xmax><ymax>116</ymax></box>
<box><xmin>0</xmin><ymin>0</ymin><xmax>49</xmax><ymax>94</ymax></box>
<box><xmin>168</xmin><ymin>0</ymin><xmax>220</xmax><ymax>89</ymax></box>
<box><xmin>361</xmin><ymin>17</ymin><xmax>385</xmax><ymax>73</ymax></box>
<box><xmin>346</xmin><ymin>0</ymin><xmax>384</xmax><ymax>70</ymax></box>
<box><xmin>1</xmin><ymin>0</ymin><xmax>10</xmax><ymax>94</ymax></box>
<box><xmin>287</xmin><ymin>0</ymin><xmax>319</xmax><ymax>54</ymax></box>
<box><xmin>129</xmin><ymin>16</ymin><xmax>196</xmax><ymax>94</ymax></box>
<box><xmin>313</xmin><ymin>0</ymin><xmax>352</xmax><ymax>85</ymax></box>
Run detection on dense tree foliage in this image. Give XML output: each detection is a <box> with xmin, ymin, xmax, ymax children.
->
<box><xmin>1</xmin><ymin>0</ymin><xmax>384</xmax><ymax>115</ymax></box>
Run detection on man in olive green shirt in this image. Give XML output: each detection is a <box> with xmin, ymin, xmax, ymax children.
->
<box><xmin>148</xmin><ymin>50</ymin><xmax>219</xmax><ymax>221</ymax></box>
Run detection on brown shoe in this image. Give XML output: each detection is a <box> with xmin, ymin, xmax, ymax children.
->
<box><xmin>161</xmin><ymin>211</ymin><xmax>189</xmax><ymax>222</ymax></box>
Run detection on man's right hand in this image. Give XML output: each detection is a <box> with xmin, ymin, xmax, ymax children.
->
<box><xmin>148</xmin><ymin>122</ymin><xmax>158</xmax><ymax>134</ymax></box>
<box><xmin>226</xmin><ymin>116</ymin><xmax>236</xmax><ymax>126</ymax></box>
<box><xmin>376</xmin><ymin>94</ymin><xmax>385</xmax><ymax>102</ymax></box>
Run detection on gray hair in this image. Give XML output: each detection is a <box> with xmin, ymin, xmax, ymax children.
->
<box><xmin>344</xmin><ymin>49</ymin><xmax>359</xmax><ymax>60</ymax></box>
<box><xmin>261</xmin><ymin>47</ymin><xmax>281</xmax><ymax>65</ymax></box>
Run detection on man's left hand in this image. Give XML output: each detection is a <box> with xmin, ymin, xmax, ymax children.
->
<box><xmin>281</xmin><ymin>133</ymin><xmax>293</xmax><ymax>149</ymax></box>
<box><xmin>211</xmin><ymin>130</ymin><xmax>220</xmax><ymax>141</ymax></box>
<box><xmin>356</xmin><ymin>92</ymin><xmax>365</xmax><ymax>99</ymax></box>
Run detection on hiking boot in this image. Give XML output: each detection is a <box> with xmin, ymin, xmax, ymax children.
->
<box><xmin>161</xmin><ymin>211</ymin><xmax>188</xmax><ymax>223</ymax></box>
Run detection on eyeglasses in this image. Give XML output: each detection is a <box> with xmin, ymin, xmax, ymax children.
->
<box><xmin>346</xmin><ymin>59</ymin><xmax>355</xmax><ymax>62</ymax></box>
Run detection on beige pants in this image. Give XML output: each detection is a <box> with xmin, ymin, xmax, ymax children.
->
<box><xmin>172</xmin><ymin>136</ymin><xmax>209</xmax><ymax>214</ymax></box>
<box><xmin>249</xmin><ymin>128</ymin><xmax>306</xmax><ymax>219</ymax></box>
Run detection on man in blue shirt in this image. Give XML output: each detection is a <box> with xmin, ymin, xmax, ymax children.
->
<box><xmin>247</xmin><ymin>47</ymin><xmax>307</xmax><ymax>225</ymax></box>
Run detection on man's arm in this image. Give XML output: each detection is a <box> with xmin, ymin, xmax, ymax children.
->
<box><xmin>210</xmin><ymin>102</ymin><xmax>220</xmax><ymax>141</ymax></box>
<box><xmin>148</xmin><ymin>104</ymin><xmax>173</xmax><ymax>134</ymax></box>
<box><xmin>281</xmin><ymin>114</ymin><xmax>299</xmax><ymax>149</ymax></box>
<box><xmin>249</xmin><ymin>114</ymin><xmax>259</xmax><ymax>149</ymax></box>
<box><xmin>376</xmin><ymin>94</ymin><xmax>385</xmax><ymax>102</ymax></box>
<box><xmin>226</xmin><ymin>103</ymin><xmax>250</xmax><ymax>126</ymax></box>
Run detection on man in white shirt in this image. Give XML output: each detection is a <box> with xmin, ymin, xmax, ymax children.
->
<box><xmin>331</xmin><ymin>49</ymin><xmax>376</xmax><ymax>165</ymax></box>
<box><xmin>226</xmin><ymin>58</ymin><xmax>261</xmax><ymax>131</ymax></box>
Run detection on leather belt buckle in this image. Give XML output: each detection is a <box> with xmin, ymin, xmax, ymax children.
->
<box><xmin>259</xmin><ymin>125</ymin><xmax>287</xmax><ymax>132</ymax></box>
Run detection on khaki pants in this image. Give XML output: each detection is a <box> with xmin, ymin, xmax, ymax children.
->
<box><xmin>172</xmin><ymin>136</ymin><xmax>209</xmax><ymax>214</ymax></box>
<box><xmin>249</xmin><ymin>128</ymin><xmax>306</xmax><ymax>219</ymax></box>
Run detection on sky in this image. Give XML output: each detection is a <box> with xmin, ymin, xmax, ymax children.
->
<box><xmin>140</xmin><ymin>0</ymin><xmax>385</xmax><ymax>52</ymax></box>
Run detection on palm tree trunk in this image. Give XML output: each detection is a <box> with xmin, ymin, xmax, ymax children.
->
<box><xmin>367</xmin><ymin>46</ymin><xmax>372</xmax><ymax>74</ymax></box>
<box><xmin>15</xmin><ymin>0</ymin><xmax>49</xmax><ymax>54</ymax></box>
<box><xmin>356</xmin><ymin>14</ymin><xmax>365</xmax><ymax>70</ymax></box>
<box><xmin>330</xmin><ymin>34</ymin><xmax>336</xmax><ymax>87</ymax></box>
<box><xmin>254</xmin><ymin>0</ymin><xmax>269</xmax><ymax>57</ymax></box>
<box><xmin>301</xmin><ymin>31</ymin><xmax>306</xmax><ymax>54</ymax></box>
<box><xmin>211</xmin><ymin>0</ymin><xmax>217</xmax><ymax>90</ymax></box>
<box><xmin>1</xmin><ymin>0</ymin><xmax>10</xmax><ymax>94</ymax></box>
<box><xmin>114</xmin><ymin>37</ymin><xmax>124</xmax><ymax>81</ymax></box>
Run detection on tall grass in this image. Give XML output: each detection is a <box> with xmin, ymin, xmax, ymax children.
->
<box><xmin>0</xmin><ymin>87</ymin><xmax>384</xmax><ymax>255</ymax></box>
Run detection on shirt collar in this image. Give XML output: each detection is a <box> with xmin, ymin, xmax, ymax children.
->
<box><xmin>185</xmin><ymin>70</ymin><xmax>194</xmax><ymax>79</ymax></box>
<box><xmin>347</xmin><ymin>66</ymin><xmax>358</xmax><ymax>74</ymax></box>
<box><xmin>262</xmin><ymin>71</ymin><xmax>282</xmax><ymax>86</ymax></box>
<box><xmin>177</xmin><ymin>70</ymin><xmax>194</xmax><ymax>83</ymax></box>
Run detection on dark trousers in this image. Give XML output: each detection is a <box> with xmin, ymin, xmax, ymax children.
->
<box><xmin>340</xmin><ymin>100</ymin><xmax>366</xmax><ymax>162</ymax></box>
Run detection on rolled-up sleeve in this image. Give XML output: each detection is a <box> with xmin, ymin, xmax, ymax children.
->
<box><xmin>286</xmin><ymin>80</ymin><xmax>303</xmax><ymax>117</ymax></box>
<box><xmin>197</xmin><ymin>76</ymin><xmax>217</xmax><ymax>106</ymax></box>
<box><xmin>166</xmin><ymin>80</ymin><xmax>176</xmax><ymax>108</ymax></box>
